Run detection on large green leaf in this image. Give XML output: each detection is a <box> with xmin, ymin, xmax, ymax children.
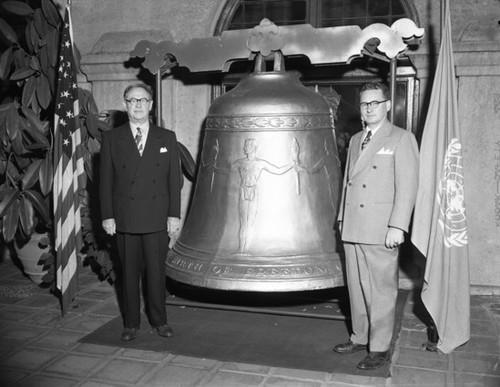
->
<box><xmin>36</xmin><ymin>73</ymin><xmax>51</xmax><ymax>109</ymax></box>
<box><xmin>96</xmin><ymin>119</ymin><xmax>111</xmax><ymax>133</ymax></box>
<box><xmin>86</xmin><ymin>112</ymin><xmax>100</xmax><ymax>138</ymax></box>
<box><xmin>0</xmin><ymin>47</ymin><xmax>13</xmax><ymax>81</ymax></box>
<box><xmin>1</xmin><ymin>133</ymin><xmax>8</xmax><ymax>148</ymax></box>
<box><xmin>0</xmin><ymin>186</ymin><xmax>18</xmax><ymax>218</ymax></box>
<box><xmin>21</xmin><ymin>106</ymin><xmax>44</xmax><ymax>133</ymax></box>
<box><xmin>0</xmin><ymin>111</ymin><xmax>5</xmax><ymax>140</ymax></box>
<box><xmin>0</xmin><ymin>18</ymin><xmax>18</xmax><ymax>44</ymax></box>
<box><xmin>46</xmin><ymin>63</ymin><xmax>56</xmax><ymax>96</ymax></box>
<box><xmin>39</xmin><ymin>44</ymin><xmax>50</xmax><ymax>76</ymax></box>
<box><xmin>6</xmin><ymin>160</ymin><xmax>21</xmax><ymax>182</ymax></box>
<box><xmin>19</xmin><ymin>195</ymin><xmax>34</xmax><ymax>236</ymax></box>
<box><xmin>5</xmin><ymin>102</ymin><xmax>20</xmax><ymax>141</ymax></box>
<box><xmin>25</xmin><ymin>190</ymin><xmax>50</xmax><ymax>224</ymax></box>
<box><xmin>24</xmin><ymin>22</ymin><xmax>34</xmax><ymax>54</ymax></box>
<box><xmin>84</xmin><ymin>153</ymin><xmax>93</xmax><ymax>182</ymax></box>
<box><xmin>73</xmin><ymin>43</ymin><xmax>82</xmax><ymax>74</ymax></box>
<box><xmin>46</xmin><ymin>27</ymin><xmax>59</xmax><ymax>67</ymax></box>
<box><xmin>0</xmin><ymin>103</ymin><xmax>10</xmax><ymax>112</ymax></box>
<box><xmin>30</xmin><ymin>98</ymin><xmax>41</xmax><ymax>116</ymax></box>
<box><xmin>20</xmin><ymin>116</ymin><xmax>50</xmax><ymax>150</ymax></box>
<box><xmin>39</xmin><ymin>33</ymin><xmax>48</xmax><ymax>48</ymax></box>
<box><xmin>29</xmin><ymin>55</ymin><xmax>41</xmax><ymax>72</ymax></box>
<box><xmin>0</xmin><ymin>158</ymin><xmax>6</xmax><ymax>175</ymax></box>
<box><xmin>22</xmin><ymin>76</ymin><xmax>37</xmax><ymax>107</ymax></box>
<box><xmin>22</xmin><ymin>159</ymin><xmax>42</xmax><ymax>190</ymax></box>
<box><xmin>39</xmin><ymin>251</ymin><xmax>54</xmax><ymax>269</ymax></box>
<box><xmin>33</xmin><ymin>9</ymin><xmax>48</xmax><ymax>38</ymax></box>
<box><xmin>11</xmin><ymin>127</ymin><xmax>25</xmax><ymax>155</ymax></box>
<box><xmin>2</xmin><ymin>198</ymin><xmax>20</xmax><ymax>242</ymax></box>
<box><xmin>41</xmin><ymin>270</ymin><xmax>54</xmax><ymax>284</ymax></box>
<box><xmin>19</xmin><ymin>116</ymin><xmax>50</xmax><ymax>150</ymax></box>
<box><xmin>10</xmin><ymin>67</ymin><xmax>36</xmax><ymax>81</ymax></box>
<box><xmin>87</xmin><ymin>136</ymin><xmax>101</xmax><ymax>154</ymax></box>
<box><xmin>13</xmin><ymin>47</ymin><xmax>28</xmax><ymax>68</ymax></box>
<box><xmin>78</xmin><ymin>88</ymin><xmax>91</xmax><ymax>115</ymax></box>
<box><xmin>1</xmin><ymin>1</ymin><xmax>34</xmax><ymax>16</ymax></box>
<box><xmin>27</xmin><ymin>20</ymin><xmax>39</xmax><ymax>54</ymax></box>
<box><xmin>41</xmin><ymin>0</ymin><xmax>61</xmax><ymax>28</ymax></box>
<box><xmin>38</xmin><ymin>155</ymin><xmax>53</xmax><ymax>195</ymax></box>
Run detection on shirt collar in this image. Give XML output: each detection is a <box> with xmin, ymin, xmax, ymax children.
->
<box><xmin>132</xmin><ymin>123</ymin><xmax>149</xmax><ymax>137</ymax></box>
<box><xmin>364</xmin><ymin>122</ymin><xmax>383</xmax><ymax>137</ymax></box>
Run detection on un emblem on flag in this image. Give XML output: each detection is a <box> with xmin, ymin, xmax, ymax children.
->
<box><xmin>437</xmin><ymin>139</ymin><xmax>467</xmax><ymax>248</ymax></box>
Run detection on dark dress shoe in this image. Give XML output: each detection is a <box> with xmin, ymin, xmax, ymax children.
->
<box><xmin>121</xmin><ymin>328</ymin><xmax>137</xmax><ymax>341</ymax></box>
<box><xmin>156</xmin><ymin>324</ymin><xmax>173</xmax><ymax>338</ymax></box>
<box><xmin>357</xmin><ymin>351</ymin><xmax>390</xmax><ymax>370</ymax></box>
<box><xmin>333</xmin><ymin>340</ymin><xmax>367</xmax><ymax>354</ymax></box>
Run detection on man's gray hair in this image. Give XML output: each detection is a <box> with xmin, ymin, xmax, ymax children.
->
<box><xmin>123</xmin><ymin>83</ymin><xmax>153</xmax><ymax>100</ymax></box>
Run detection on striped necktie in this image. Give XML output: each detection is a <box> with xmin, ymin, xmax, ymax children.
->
<box><xmin>361</xmin><ymin>130</ymin><xmax>372</xmax><ymax>151</ymax></box>
<box><xmin>135</xmin><ymin>127</ymin><xmax>143</xmax><ymax>156</ymax></box>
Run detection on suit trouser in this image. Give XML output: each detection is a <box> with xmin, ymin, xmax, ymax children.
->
<box><xmin>343</xmin><ymin>243</ymin><xmax>399</xmax><ymax>352</ymax></box>
<box><xmin>117</xmin><ymin>229</ymin><xmax>169</xmax><ymax>329</ymax></box>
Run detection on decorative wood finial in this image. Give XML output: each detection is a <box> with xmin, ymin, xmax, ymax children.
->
<box><xmin>247</xmin><ymin>19</ymin><xmax>285</xmax><ymax>56</ymax></box>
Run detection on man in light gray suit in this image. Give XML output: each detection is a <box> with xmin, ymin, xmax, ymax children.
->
<box><xmin>334</xmin><ymin>82</ymin><xmax>419</xmax><ymax>370</ymax></box>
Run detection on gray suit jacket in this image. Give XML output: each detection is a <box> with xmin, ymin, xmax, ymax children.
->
<box><xmin>338</xmin><ymin>121</ymin><xmax>419</xmax><ymax>244</ymax></box>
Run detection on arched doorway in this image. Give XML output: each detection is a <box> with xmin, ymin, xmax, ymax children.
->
<box><xmin>213</xmin><ymin>0</ymin><xmax>421</xmax><ymax>164</ymax></box>
<box><xmin>215</xmin><ymin>0</ymin><xmax>420</xmax><ymax>33</ymax></box>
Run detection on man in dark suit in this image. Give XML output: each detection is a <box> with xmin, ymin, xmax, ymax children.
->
<box><xmin>334</xmin><ymin>82</ymin><xmax>419</xmax><ymax>369</ymax></box>
<box><xmin>100</xmin><ymin>83</ymin><xmax>181</xmax><ymax>341</ymax></box>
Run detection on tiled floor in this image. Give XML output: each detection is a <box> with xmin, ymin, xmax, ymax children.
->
<box><xmin>0</xmin><ymin>259</ymin><xmax>498</xmax><ymax>387</ymax></box>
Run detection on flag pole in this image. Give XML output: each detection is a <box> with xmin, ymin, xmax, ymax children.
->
<box><xmin>440</xmin><ymin>0</ymin><xmax>445</xmax><ymax>44</ymax></box>
<box><xmin>421</xmin><ymin>0</ymin><xmax>449</xmax><ymax>353</ymax></box>
<box><xmin>54</xmin><ymin>0</ymin><xmax>85</xmax><ymax>315</ymax></box>
<box><xmin>389</xmin><ymin>57</ymin><xmax>397</xmax><ymax>123</ymax></box>
<box><xmin>156</xmin><ymin>71</ymin><xmax>162</xmax><ymax>126</ymax></box>
<box><xmin>425</xmin><ymin>0</ymin><xmax>448</xmax><ymax>349</ymax></box>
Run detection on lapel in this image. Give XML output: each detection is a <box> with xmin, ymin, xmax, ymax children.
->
<box><xmin>139</xmin><ymin>125</ymin><xmax>162</xmax><ymax>168</ymax></box>
<box><xmin>116</xmin><ymin>124</ymin><xmax>163</xmax><ymax>177</ymax></box>
<box><xmin>348</xmin><ymin>133</ymin><xmax>362</xmax><ymax>178</ymax></box>
<box><xmin>349</xmin><ymin>121</ymin><xmax>393</xmax><ymax>178</ymax></box>
<box><xmin>117</xmin><ymin>124</ymin><xmax>142</xmax><ymax>163</ymax></box>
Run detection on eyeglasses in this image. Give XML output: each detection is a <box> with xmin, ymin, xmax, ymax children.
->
<box><xmin>125</xmin><ymin>98</ymin><xmax>151</xmax><ymax>105</ymax></box>
<box><xmin>359</xmin><ymin>100</ymin><xmax>387</xmax><ymax>110</ymax></box>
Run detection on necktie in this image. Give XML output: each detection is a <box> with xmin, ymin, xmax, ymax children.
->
<box><xmin>135</xmin><ymin>127</ymin><xmax>143</xmax><ymax>156</ymax></box>
<box><xmin>361</xmin><ymin>130</ymin><xmax>372</xmax><ymax>151</ymax></box>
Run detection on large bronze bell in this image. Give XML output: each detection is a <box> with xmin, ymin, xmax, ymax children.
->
<box><xmin>166</xmin><ymin>53</ymin><xmax>344</xmax><ymax>291</ymax></box>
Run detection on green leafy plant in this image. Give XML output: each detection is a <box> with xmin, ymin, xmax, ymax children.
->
<box><xmin>0</xmin><ymin>1</ymin><xmax>114</xmax><ymax>285</ymax></box>
<box><xmin>0</xmin><ymin>0</ymin><xmax>62</xmax><ymax>243</ymax></box>
<box><xmin>77</xmin><ymin>90</ymin><xmax>117</xmax><ymax>283</ymax></box>
<box><xmin>0</xmin><ymin>0</ymin><xmax>196</xmax><ymax>287</ymax></box>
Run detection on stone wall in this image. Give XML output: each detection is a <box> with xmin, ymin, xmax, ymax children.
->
<box><xmin>71</xmin><ymin>0</ymin><xmax>500</xmax><ymax>293</ymax></box>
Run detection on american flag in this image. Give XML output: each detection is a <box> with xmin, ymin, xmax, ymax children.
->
<box><xmin>53</xmin><ymin>4</ymin><xmax>85</xmax><ymax>315</ymax></box>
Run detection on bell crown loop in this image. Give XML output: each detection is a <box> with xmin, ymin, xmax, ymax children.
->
<box><xmin>254</xmin><ymin>51</ymin><xmax>285</xmax><ymax>73</ymax></box>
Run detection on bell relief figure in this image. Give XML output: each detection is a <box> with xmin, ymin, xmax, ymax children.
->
<box><xmin>232</xmin><ymin>138</ymin><xmax>295</xmax><ymax>253</ymax></box>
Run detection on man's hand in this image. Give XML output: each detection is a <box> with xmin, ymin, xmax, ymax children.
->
<box><xmin>102</xmin><ymin>218</ymin><xmax>116</xmax><ymax>236</ymax></box>
<box><xmin>385</xmin><ymin>227</ymin><xmax>404</xmax><ymax>249</ymax></box>
<box><xmin>167</xmin><ymin>217</ymin><xmax>181</xmax><ymax>239</ymax></box>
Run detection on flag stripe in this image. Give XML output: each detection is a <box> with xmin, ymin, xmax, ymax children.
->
<box><xmin>53</xmin><ymin>5</ymin><xmax>85</xmax><ymax>315</ymax></box>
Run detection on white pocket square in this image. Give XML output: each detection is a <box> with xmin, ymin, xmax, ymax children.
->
<box><xmin>377</xmin><ymin>147</ymin><xmax>394</xmax><ymax>155</ymax></box>
<box><xmin>160</xmin><ymin>147</ymin><xmax>168</xmax><ymax>153</ymax></box>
